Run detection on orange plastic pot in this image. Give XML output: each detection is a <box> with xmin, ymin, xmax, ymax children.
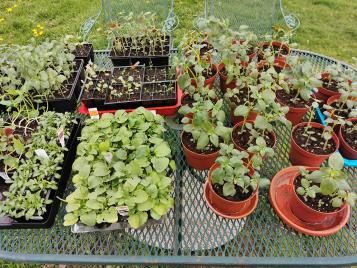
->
<box><xmin>231</xmin><ymin>120</ymin><xmax>277</xmax><ymax>155</ymax></box>
<box><xmin>289</xmin><ymin>122</ymin><xmax>339</xmax><ymax>167</ymax></box>
<box><xmin>206</xmin><ymin>163</ymin><xmax>258</xmax><ymax>216</ymax></box>
<box><xmin>276</xmin><ymin>96</ymin><xmax>309</xmax><ymax>126</ymax></box>
<box><xmin>181</xmin><ymin>132</ymin><xmax>219</xmax><ymax>170</ymax></box>
<box><xmin>290</xmin><ymin>167</ymin><xmax>348</xmax><ymax>224</ymax></box>
<box><xmin>339</xmin><ymin>118</ymin><xmax>357</xmax><ymax>159</ymax></box>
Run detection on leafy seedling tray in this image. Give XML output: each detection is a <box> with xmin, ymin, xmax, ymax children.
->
<box><xmin>316</xmin><ymin>107</ymin><xmax>356</xmax><ymax>167</ymax></box>
<box><xmin>75</xmin><ymin>43</ymin><xmax>94</xmax><ymax>67</ymax></box>
<box><xmin>144</xmin><ymin>65</ymin><xmax>175</xmax><ymax>82</ymax></box>
<box><xmin>104</xmin><ymin>83</ymin><xmax>142</xmax><ymax>110</ymax></box>
<box><xmin>0</xmin><ymin>119</ymin><xmax>82</xmax><ymax>229</ymax></box>
<box><xmin>141</xmin><ymin>81</ymin><xmax>177</xmax><ymax>107</ymax></box>
<box><xmin>39</xmin><ymin>59</ymin><xmax>84</xmax><ymax>113</ymax></box>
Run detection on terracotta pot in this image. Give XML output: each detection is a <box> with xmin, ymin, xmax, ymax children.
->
<box><xmin>181</xmin><ymin>132</ymin><xmax>218</xmax><ymax>170</ymax></box>
<box><xmin>290</xmin><ymin>167</ymin><xmax>348</xmax><ymax>224</ymax></box>
<box><xmin>276</xmin><ymin>96</ymin><xmax>309</xmax><ymax>126</ymax></box>
<box><xmin>316</xmin><ymin>73</ymin><xmax>341</xmax><ymax>104</ymax></box>
<box><xmin>339</xmin><ymin>118</ymin><xmax>357</xmax><ymax>160</ymax></box>
<box><xmin>206</xmin><ymin>163</ymin><xmax>258</xmax><ymax>216</ymax></box>
<box><xmin>231</xmin><ymin>120</ymin><xmax>277</xmax><ymax>155</ymax></box>
<box><xmin>230</xmin><ymin>108</ymin><xmax>258</xmax><ymax>126</ymax></box>
<box><xmin>258</xmin><ymin>41</ymin><xmax>290</xmax><ymax>61</ymax></box>
<box><xmin>289</xmin><ymin>122</ymin><xmax>339</xmax><ymax>166</ymax></box>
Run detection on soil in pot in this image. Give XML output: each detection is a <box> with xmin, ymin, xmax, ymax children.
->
<box><xmin>189</xmin><ymin>65</ymin><xmax>216</xmax><ymax>80</ymax></box>
<box><xmin>321</xmin><ymin>78</ymin><xmax>339</xmax><ymax>93</ymax></box>
<box><xmin>328</xmin><ymin>102</ymin><xmax>352</xmax><ymax>119</ymax></box>
<box><xmin>213</xmin><ymin>184</ymin><xmax>253</xmax><ymax>202</ymax></box>
<box><xmin>276</xmin><ymin>89</ymin><xmax>312</xmax><ymax>108</ymax></box>
<box><xmin>182</xmin><ymin>132</ymin><xmax>220</xmax><ymax>154</ymax></box>
<box><xmin>340</xmin><ymin>121</ymin><xmax>357</xmax><ymax>151</ymax></box>
<box><xmin>292</xmin><ymin>125</ymin><xmax>337</xmax><ymax>155</ymax></box>
<box><xmin>75</xmin><ymin>44</ymin><xmax>92</xmax><ymax>57</ymax></box>
<box><xmin>232</xmin><ymin>126</ymin><xmax>275</xmax><ymax>151</ymax></box>
<box><xmin>294</xmin><ymin>174</ymin><xmax>339</xmax><ymax>213</ymax></box>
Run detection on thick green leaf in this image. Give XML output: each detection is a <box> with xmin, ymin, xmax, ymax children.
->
<box><xmin>63</xmin><ymin>213</ymin><xmax>78</xmax><ymax>226</ymax></box>
<box><xmin>328</xmin><ymin>153</ymin><xmax>344</xmax><ymax>170</ymax></box>
<box><xmin>197</xmin><ymin>132</ymin><xmax>209</xmax><ymax>149</ymax></box>
<box><xmin>86</xmin><ymin>199</ymin><xmax>103</xmax><ymax>210</ymax></box>
<box><xmin>133</xmin><ymin>189</ymin><xmax>149</xmax><ymax>204</ymax></box>
<box><xmin>154</xmin><ymin>143</ymin><xmax>171</xmax><ymax>157</ymax></box>
<box><xmin>80</xmin><ymin>212</ymin><xmax>96</xmax><ymax>226</ymax></box>
<box><xmin>151</xmin><ymin>157</ymin><xmax>169</xmax><ymax>173</ymax></box>
<box><xmin>137</xmin><ymin>199</ymin><xmax>153</xmax><ymax>211</ymax></box>
<box><xmin>102</xmin><ymin>207</ymin><xmax>118</xmax><ymax>223</ymax></box>
<box><xmin>223</xmin><ymin>183</ymin><xmax>236</xmax><ymax>197</ymax></box>
<box><xmin>93</xmin><ymin>162</ymin><xmax>110</xmax><ymax>177</ymax></box>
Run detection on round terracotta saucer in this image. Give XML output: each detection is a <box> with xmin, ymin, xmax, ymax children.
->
<box><xmin>269</xmin><ymin>166</ymin><xmax>351</xmax><ymax>236</ymax></box>
<box><xmin>203</xmin><ymin>181</ymin><xmax>258</xmax><ymax>219</ymax></box>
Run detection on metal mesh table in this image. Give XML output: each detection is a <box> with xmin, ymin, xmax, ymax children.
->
<box><xmin>0</xmin><ymin>50</ymin><xmax>356</xmax><ymax>266</ymax></box>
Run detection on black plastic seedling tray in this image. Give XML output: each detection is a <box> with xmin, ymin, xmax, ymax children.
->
<box><xmin>144</xmin><ymin>65</ymin><xmax>174</xmax><ymax>82</ymax></box>
<box><xmin>104</xmin><ymin>83</ymin><xmax>142</xmax><ymax>109</ymax></box>
<box><xmin>0</xmin><ymin>120</ymin><xmax>81</xmax><ymax>229</ymax></box>
<box><xmin>75</xmin><ymin>43</ymin><xmax>94</xmax><ymax>67</ymax></box>
<box><xmin>141</xmin><ymin>80</ymin><xmax>177</xmax><ymax>107</ymax></box>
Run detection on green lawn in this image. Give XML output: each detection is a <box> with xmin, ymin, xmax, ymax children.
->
<box><xmin>0</xmin><ymin>0</ymin><xmax>356</xmax><ymax>62</ymax></box>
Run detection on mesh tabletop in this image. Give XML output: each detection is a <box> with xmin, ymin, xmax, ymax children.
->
<box><xmin>0</xmin><ymin>50</ymin><xmax>356</xmax><ymax>266</ymax></box>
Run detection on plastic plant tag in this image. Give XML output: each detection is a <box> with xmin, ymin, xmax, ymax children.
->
<box><xmin>57</xmin><ymin>127</ymin><xmax>65</xmax><ymax>148</ymax></box>
<box><xmin>88</xmin><ymin>108</ymin><xmax>99</xmax><ymax>119</ymax></box>
<box><xmin>35</xmin><ymin>149</ymin><xmax>49</xmax><ymax>159</ymax></box>
<box><xmin>116</xmin><ymin>206</ymin><xmax>129</xmax><ymax>216</ymax></box>
<box><xmin>0</xmin><ymin>172</ymin><xmax>11</xmax><ymax>182</ymax></box>
<box><xmin>104</xmin><ymin>152</ymin><xmax>113</xmax><ymax>163</ymax></box>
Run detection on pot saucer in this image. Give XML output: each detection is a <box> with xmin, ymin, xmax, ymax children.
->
<box><xmin>203</xmin><ymin>181</ymin><xmax>258</xmax><ymax>219</ymax></box>
<box><xmin>269</xmin><ymin>166</ymin><xmax>351</xmax><ymax>236</ymax></box>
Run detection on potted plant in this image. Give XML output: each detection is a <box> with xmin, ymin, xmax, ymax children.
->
<box><xmin>289</xmin><ymin>107</ymin><xmax>340</xmax><ymax>166</ymax></box>
<box><xmin>206</xmin><ymin>143</ymin><xmax>270</xmax><ymax>217</ymax></box>
<box><xmin>108</xmin><ymin>12</ymin><xmax>170</xmax><ymax>66</ymax></box>
<box><xmin>316</xmin><ymin>63</ymin><xmax>355</xmax><ymax>104</ymax></box>
<box><xmin>180</xmin><ymin>99</ymin><xmax>231</xmax><ymax>170</ymax></box>
<box><xmin>0</xmin><ymin>112</ymin><xmax>77</xmax><ymax>228</ymax></box>
<box><xmin>276</xmin><ymin>57</ymin><xmax>323</xmax><ymax>125</ymax></box>
<box><xmin>338</xmin><ymin>118</ymin><xmax>357</xmax><ymax>159</ymax></box>
<box><xmin>289</xmin><ymin>153</ymin><xmax>356</xmax><ymax>224</ymax></box>
<box><xmin>63</xmin><ymin>108</ymin><xmax>175</xmax><ymax>229</ymax></box>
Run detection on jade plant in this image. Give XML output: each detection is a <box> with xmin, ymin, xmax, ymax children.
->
<box><xmin>297</xmin><ymin>153</ymin><xmax>356</xmax><ymax>209</ymax></box>
<box><xmin>180</xmin><ymin>99</ymin><xmax>231</xmax><ymax>151</ymax></box>
<box><xmin>211</xmin><ymin>143</ymin><xmax>270</xmax><ymax>198</ymax></box>
<box><xmin>0</xmin><ymin>112</ymin><xmax>75</xmax><ymax>220</ymax></box>
<box><xmin>63</xmin><ymin>108</ymin><xmax>175</xmax><ymax>229</ymax></box>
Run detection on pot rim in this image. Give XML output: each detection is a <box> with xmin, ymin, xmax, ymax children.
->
<box><xmin>291</xmin><ymin>122</ymin><xmax>339</xmax><ymax>157</ymax></box>
<box><xmin>339</xmin><ymin>118</ymin><xmax>357</xmax><ymax>154</ymax></box>
<box><xmin>231</xmin><ymin>120</ymin><xmax>277</xmax><ymax>151</ymax></box>
<box><xmin>291</xmin><ymin>167</ymin><xmax>347</xmax><ymax>216</ymax></box>
<box><xmin>180</xmin><ymin>131</ymin><xmax>219</xmax><ymax>157</ymax></box>
<box><xmin>208</xmin><ymin>163</ymin><xmax>258</xmax><ymax>205</ymax></box>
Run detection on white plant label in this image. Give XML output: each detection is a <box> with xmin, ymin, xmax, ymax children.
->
<box><xmin>104</xmin><ymin>152</ymin><xmax>113</xmax><ymax>163</ymax></box>
<box><xmin>117</xmin><ymin>206</ymin><xmax>129</xmax><ymax>216</ymax></box>
<box><xmin>35</xmin><ymin>149</ymin><xmax>49</xmax><ymax>159</ymax></box>
<box><xmin>0</xmin><ymin>172</ymin><xmax>11</xmax><ymax>182</ymax></box>
<box><xmin>88</xmin><ymin>108</ymin><xmax>100</xmax><ymax>120</ymax></box>
<box><xmin>57</xmin><ymin>127</ymin><xmax>65</xmax><ymax>148</ymax></box>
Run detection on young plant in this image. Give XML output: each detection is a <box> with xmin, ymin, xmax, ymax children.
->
<box><xmin>63</xmin><ymin>108</ymin><xmax>175</xmax><ymax>229</ymax></box>
<box><xmin>297</xmin><ymin>153</ymin><xmax>356</xmax><ymax>209</ymax></box>
<box><xmin>211</xmin><ymin>143</ymin><xmax>270</xmax><ymax>198</ymax></box>
<box><xmin>180</xmin><ymin>99</ymin><xmax>231</xmax><ymax>151</ymax></box>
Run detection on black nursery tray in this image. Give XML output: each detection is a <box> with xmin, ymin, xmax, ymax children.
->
<box><xmin>109</xmin><ymin>36</ymin><xmax>171</xmax><ymax>67</ymax></box>
<box><xmin>0</xmin><ymin>119</ymin><xmax>82</xmax><ymax>229</ymax></box>
<box><xmin>144</xmin><ymin>65</ymin><xmax>175</xmax><ymax>82</ymax></box>
<box><xmin>41</xmin><ymin>59</ymin><xmax>84</xmax><ymax>113</ymax></box>
<box><xmin>141</xmin><ymin>80</ymin><xmax>177</xmax><ymax>107</ymax></box>
<box><xmin>104</xmin><ymin>83</ymin><xmax>143</xmax><ymax>109</ymax></box>
<box><xmin>75</xmin><ymin>43</ymin><xmax>94</xmax><ymax>67</ymax></box>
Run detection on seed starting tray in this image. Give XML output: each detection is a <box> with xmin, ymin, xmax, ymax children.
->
<box><xmin>0</xmin><ymin>50</ymin><xmax>355</xmax><ymax>266</ymax></box>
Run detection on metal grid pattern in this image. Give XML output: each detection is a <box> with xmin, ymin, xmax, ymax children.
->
<box><xmin>0</xmin><ymin>50</ymin><xmax>356</xmax><ymax>266</ymax></box>
<box><xmin>206</xmin><ymin>0</ymin><xmax>278</xmax><ymax>34</ymax></box>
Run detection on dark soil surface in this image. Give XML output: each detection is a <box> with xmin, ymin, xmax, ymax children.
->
<box><xmin>182</xmin><ymin>131</ymin><xmax>219</xmax><ymax>154</ymax></box>
<box><xmin>112</xmin><ymin>67</ymin><xmax>143</xmax><ymax>82</ymax></box>
<box><xmin>229</xmin><ymin>87</ymin><xmax>252</xmax><ymax>106</ymax></box>
<box><xmin>213</xmin><ymin>183</ymin><xmax>254</xmax><ymax>202</ymax></box>
<box><xmin>144</xmin><ymin>66</ymin><xmax>173</xmax><ymax>82</ymax></box>
<box><xmin>293</xmin><ymin>125</ymin><xmax>337</xmax><ymax>154</ymax></box>
<box><xmin>342</xmin><ymin>122</ymin><xmax>357</xmax><ymax>151</ymax></box>
<box><xmin>189</xmin><ymin>65</ymin><xmax>216</xmax><ymax>79</ymax></box>
<box><xmin>112</xmin><ymin>36</ymin><xmax>170</xmax><ymax>56</ymax></box>
<box><xmin>321</xmin><ymin>79</ymin><xmax>339</xmax><ymax>92</ymax></box>
<box><xmin>107</xmin><ymin>84</ymin><xmax>141</xmax><ymax>103</ymax></box>
<box><xmin>81</xmin><ymin>83</ymin><xmax>96</xmax><ymax>100</ymax></box>
<box><xmin>294</xmin><ymin>174</ymin><xmax>340</xmax><ymax>213</ymax></box>
<box><xmin>142</xmin><ymin>82</ymin><xmax>176</xmax><ymax>101</ymax></box>
<box><xmin>232</xmin><ymin>127</ymin><xmax>275</xmax><ymax>150</ymax></box>
<box><xmin>75</xmin><ymin>44</ymin><xmax>92</xmax><ymax>57</ymax></box>
<box><xmin>97</xmin><ymin>71</ymin><xmax>112</xmax><ymax>81</ymax></box>
<box><xmin>329</xmin><ymin>102</ymin><xmax>351</xmax><ymax>118</ymax></box>
<box><xmin>276</xmin><ymin>89</ymin><xmax>312</xmax><ymax>108</ymax></box>
<box><xmin>181</xmin><ymin>94</ymin><xmax>195</xmax><ymax>107</ymax></box>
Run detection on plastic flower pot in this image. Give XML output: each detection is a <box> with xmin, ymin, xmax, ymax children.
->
<box><xmin>231</xmin><ymin>120</ymin><xmax>277</xmax><ymax>156</ymax></box>
<box><xmin>206</xmin><ymin>163</ymin><xmax>258</xmax><ymax>216</ymax></box>
<box><xmin>289</xmin><ymin>167</ymin><xmax>348</xmax><ymax>224</ymax></box>
<box><xmin>315</xmin><ymin>73</ymin><xmax>341</xmax><ymax>103</ymax></box>
<box><xmin>339</xmin><ymin>118</ymin><xmax>357</xmax><ymax>160</ymax></box>
<box><xmin>276</xmin><ymin>96</ymin><xmax>308</xmax><ymax>126</ymax></box>
<box><xmin>289</xmin><ymin>122</ymin><xmax>339</xmax><ymax>167</ymax></box>
<box><xmin>181</xmin><ymin>132</ymin><xmax>219</xmax><ymax>170</ymax></box>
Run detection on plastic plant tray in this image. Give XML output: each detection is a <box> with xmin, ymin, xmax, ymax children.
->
<box><xmin>0</xmin><ymin>50</ymin><xmax>355</xmax><ymax>266</ymax></box>
<box><xmin>315</xmin><ymin>107</ymin><xmax>356</xmax><ymax>167</ymax></box>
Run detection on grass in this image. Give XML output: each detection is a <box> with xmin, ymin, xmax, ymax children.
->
<box><xmin>0</xmin><ymin>0</ymin><xmax>356</xmax><ymax>62</ymax></box>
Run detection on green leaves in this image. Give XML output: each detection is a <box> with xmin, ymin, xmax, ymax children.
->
<box><xmin>154</xmin><ymin>143</ymin><xmax>171</xmax><ymax>157</ymax></box>
<box><xmin>93</xmin><ymin>162</ymin><xmax>110</xmax><ymax>177</ymax></box>
<box><xmin>63</xmin><ymin>213</ymin><xmax>78</xmax><ymax>226</ymax></box>
<box><xmin>80</xmin><ymin>212</ymin><xmax>97</xmax><ymax>227</ymax></box>
<box><xmin>328</xmin><ymin>153</ymin><xmax>344</xmax><ymax>171</ymax></box>
<box><xmin>197</xmin><ymin>132</ymin><xmax>209</xmax><ymax>150</ymax></box>
<box><xmin>128</xmin><ymin>212</ymin><xmax>148</xmax><ymax>229</ymax></box>
<box><xmin>223</xmin><ymin>183</ymin><xmax>236</xmax><ymax>197</ymax></box>
<box><xmin>151</xmin><ymin>157</ymin><xmax>169</xmax><ymax>173</ymax></box>
<box><xmin>234</xmin><ymin>105</ymin><xmax>249</xmax><ymax>117</ymax></box>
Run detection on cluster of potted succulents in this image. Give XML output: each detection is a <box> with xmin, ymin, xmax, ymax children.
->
<box><xmin>63</xmin><ymin>108</ymin><xmax>175</xmax><ymax>229</ymax></box>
